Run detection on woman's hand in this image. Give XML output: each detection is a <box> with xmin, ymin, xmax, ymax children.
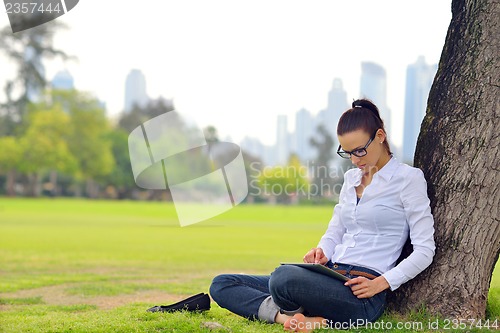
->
<box><xmin>344</xmin><ymin>276</ymin><xmax>390</xmax><ymax>298</ymax></box>
<box><xmin>303</xmin><ymin>247</ymin><xmax>328</xmax><ymax>264</ymax></box>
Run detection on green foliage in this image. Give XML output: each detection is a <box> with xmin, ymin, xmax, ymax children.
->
<box><xmin>204</xmin><ymin>125</ymin><xmax>219</xmax><ymax>144</ymax></box>
<box><xmin>0</xmin><ymin>89</ymin><xmax>117</xmax><ymax>196</ymax></box>
<box><xmin>309</xmin><ymin>124</ymin><xmax>337</xmax><ymax>199</ymax></box>
<box><xmin>116</xmin><ymin>98</ymin><xmax>221</xmax><ymax>197</ymax></box>
<box><xmin>259</xmin><ymin>154</ymin><xmax>309</xmax><ymax>203</ymax></box>
<box><xmin>309</xmin><ymin>124</ymin><xmax>335</xmax><ymax>167</ymax></box>
<box><xmin>100</xmin><ymin>129</ymin><xmax>136</xmax><ymax>196</ymax></box>
<box><xmin>242</xmin><ymin>152</ymin><xmax>265</xmax><ymax>199</ymax></box>
<box><xmin>0</xmin><ymin>136</ymin><xmax>22</xmax><ymax>172</ymax></box>
<box><xmin>18</xmin><ymin>106</ymin><xmax>78</xmax><ymax>175</ymax></box>
<box><xmin>50</xmin><ymin>89</ymin><xmax>115</xmax><ymax>180</ymax></box>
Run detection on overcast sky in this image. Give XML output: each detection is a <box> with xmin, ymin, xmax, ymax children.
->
<box><xmin>0</xmin><ymin>0</ymin><xmax>452</xmax><ymax>147</ymax></box>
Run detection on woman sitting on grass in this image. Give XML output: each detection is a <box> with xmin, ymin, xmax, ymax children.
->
<box><xmin>210</xmin><ymin>99</ymin><xmax>436</xmax><ymax>332</ymax></box>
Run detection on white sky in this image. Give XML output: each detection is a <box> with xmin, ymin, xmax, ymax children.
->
<box><xmin>0</xmin><ymin>0</ymin><xmax>452</xmax><ymax>147</ymax></box>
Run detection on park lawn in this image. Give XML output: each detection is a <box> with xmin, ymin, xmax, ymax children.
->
<box><xmin>0</xmin><ymin>198</ymin><xmax>498</xmax><ymax>333</ymax></box>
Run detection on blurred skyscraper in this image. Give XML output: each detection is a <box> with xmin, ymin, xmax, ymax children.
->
<box><xmin>51</xmin><ymin>69</ymin><xmax>74</xmax><ymax>90</ymax></box>
<box><xmin>124</xmin><ymin>69</ymin><xmax>149</xmax><ymax>112</ymax></box>
<box><xmin>403</xmin><ymin>56</ymin><xmax>437</xmax><ymax>164</ymax></box>
<box><xmin>24</xmin><ymin>38</ymin><xmax>45</xmax><ymax>102</ymax></box>
<box><xmin>317</xmin><ymin>78</ymin><xmax>349</xmax><ymax>139</ymax></box>
<box><xmin>276</xmin><ymin>115</ymin><xmax>289</xmax><ymax>165</ymax></box>
<box><xmin>293</xmin><ymin>108</ymin><xmax>315</xmax><ymax>162</ymax></box>
<box><xmin>269</xmin><ymin>78</ymin><xmax>350</xmax><ymax>166</ymax></box>
<box><xmin>360</xmin><ymin>62</ymin><xmax>392</xmax><ymax>135</ymax></box>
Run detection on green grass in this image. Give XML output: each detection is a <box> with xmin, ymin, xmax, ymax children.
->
<box><xmin>0</xmin><ymin>296</ymin><xmax>44</xmax><ymax>305</ymax></box>
<box><xmin>0</xmin><ymin>198</ymin><xmax>498</xmax><ymax>333</ymax></box>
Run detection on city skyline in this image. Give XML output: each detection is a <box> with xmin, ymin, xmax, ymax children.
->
<box><xmin>0</xmin><ymin>0</ymin><xmax>452</xmax><ymax>148</ymax></box>
<box><xmin>242</xmin><ymin>56</ymin><xmax>437</xmax><ymax>166</ymax></box>
<box><xmin>41</xmin><ymin>57</ymin><xmax>438</xmax><ymax>167</ymax></box>
<box><xmin>20</xmin><ymin>55</ymin><xmax>438</xmax><ymax>168</ymax></box>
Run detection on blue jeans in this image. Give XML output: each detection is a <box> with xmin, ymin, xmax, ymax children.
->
<box><xmin>209</xmin><ymin>262</ymin><xmax>386</xmax><ymax>325</ymax></box>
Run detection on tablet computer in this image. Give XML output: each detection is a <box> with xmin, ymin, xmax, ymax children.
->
<box><xmin>280</xmin><ymin>263</ymin><xmax>350</xmax><ymax>282</ymax></box>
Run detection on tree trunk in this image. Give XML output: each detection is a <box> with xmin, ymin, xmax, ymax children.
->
<box><xmin>388</xmin><ymin>0</ymin><xmax>500</xmax><ymax>319</ymax></box>
<box><xmin>49</xmin><ymin>170</ymin><xmax>60</xmax><ymax>197</ymax></box>
<box><xmin>85</xmin><ymin>179</ymin><xmax>99</xmax><ymax>198</ymax></box>
<box><xmin>6</xmin><ymin>170</ymin><xmax>16</xmax><ymax>196</ymax></box>
<box><xmin>27</xmin><ymin>172</ymin><xmax>41</xmax><ymax>197</ymax></box>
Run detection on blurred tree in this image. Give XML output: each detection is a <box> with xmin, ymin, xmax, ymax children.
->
<box><xmin>204</xmin><ymin>125</ymin><xmax>219</xmax><ymax>144</ymax></box>
<box><xmin>310</xmin><ymin>124</ymin><xmax>334</xmax><ymax>167</ymax></box>
<box><xmin>259</xmin><ymin>166</ymin><xmax>289</xmax><ymax>204</ymax></box>
<box><xmin>18</xmin><ymin>107</ymin><xmax>78</xmax><ymax>196</ymax></box>
<box><xmin>118</xmin><ymin>99</ymin><xmax>211</xmax><ymax>201</ymax></box>
<box><xmin>0</xmin><ymin>22</ymin><xmax>72</xmax><ymax>134</ymax></box>
<box><xmin>60</xmin><ymin>90</ymin><xmax>114</xmax><ymax>197</ymax></box>
<box><xmin>286</xmin><ymin>153</ymin><xmax>310</xmax><ymax>203</ymax></box>
<box><xmin>259</xmin><ymin>154</ymin><xmax>309</xmax><ymax>204</ymax></box>
<box><xmin>309</xmin><ymin>124</ymin><xmax>335</xmax><ymax>198</ymax></box>
<box><xmin>99</xmin><ymin>129</ymin><xmax>136</xmax><ymax>199</ymax></box>
<box><xmin>118</xmin><ymin>97</ymin><xmax>175</xmax><ymax>133</ymax></box>
<box><xmin>242</xmin><ymin>151</ymin><xmax>264</xmax><ymax>203</ymax></box>
<box><xmin>0</xmin><ymin>136</ymin><xmax>23</xmax><ymax>196</ymax></box>
<box><xmin>34</xmin><ymin>89</ymin><xmax>115</xmax><ymax>197</ymax></box>
<box><xmin>204</xmin><ymin>125</ymin><xmax>220</xmax><ymax>171</ymax></box>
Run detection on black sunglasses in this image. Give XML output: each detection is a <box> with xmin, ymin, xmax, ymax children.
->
<box><xmin>337</xmin><ymin>130</ymin><xmax>378</xmax><ymax>159</ymax></box>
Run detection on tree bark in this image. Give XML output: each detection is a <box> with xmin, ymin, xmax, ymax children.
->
<box><xmin>388</xmin><ymin>0</ymin><xmax>500</xmax><ymax>319</ymax></box>
<box><xmin>6</xmin><ymin>170</ymin><xmax>16</xmax><ymax>196</ymax></box>
<box><xmin>26</xmin><ymin>172</ymin><xmax>41</xmax><ymax>197</ymax></box>
<box><xmin>49</xmin><ymin>171</ymin><xmax>59</xmax><ymax>197</ymax></box>
<box><xmin>85</xmin><ymin>179</ymin><xmax>99</xmax><ymax>198</ymax></box>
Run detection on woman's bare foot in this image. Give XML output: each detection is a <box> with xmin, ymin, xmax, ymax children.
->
<box><xmin>283</xmin><ymin>313</ymin><xmax>327</xmax><ymax>332</ymax></box>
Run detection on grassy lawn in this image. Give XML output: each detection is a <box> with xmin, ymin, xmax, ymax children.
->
<box><xmin>0</xmin><ymin>198</ymin><xmax>498</xmax><ymax>332</ymax></box>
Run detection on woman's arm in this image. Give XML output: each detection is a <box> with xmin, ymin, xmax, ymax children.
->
<box><xmin>382</xmin><ymin>168</ymin><xmax>436</xmax><ymax>290</ymax></box>
<box><xmin>316</xmin><ymin>177</ymin><xmax>349</xmax><ymax>260</ymax></box>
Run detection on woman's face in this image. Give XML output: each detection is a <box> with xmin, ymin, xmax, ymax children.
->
<box><xmin>337</xmin><ymin>129</ymin><xmax>386</xmax><ymax>173</ymax></box>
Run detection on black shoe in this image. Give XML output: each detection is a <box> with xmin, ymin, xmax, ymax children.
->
<box><xmin>147</xmin><ymin>293</ymin><xmax>211</xmax><ymax>313</ymax></box>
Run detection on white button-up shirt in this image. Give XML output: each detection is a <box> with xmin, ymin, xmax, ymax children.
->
<box><xmin>318</xmin><ymin>157</ymin><xmax>435</xmax><ymax>290</ymax></box>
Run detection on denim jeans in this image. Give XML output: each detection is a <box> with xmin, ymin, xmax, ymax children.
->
<box><xmin>209</xmin><ymin>262</ymin><xmax>386</xmax><ymax>325</ymax></box>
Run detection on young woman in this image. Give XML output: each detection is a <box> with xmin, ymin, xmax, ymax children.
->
<box><xmin>209</xmin><ymin>99</ymin><xmax>435</xmax><ymax>332</ymax></box>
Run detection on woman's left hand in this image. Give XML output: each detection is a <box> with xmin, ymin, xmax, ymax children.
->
<box><xmin>344</xmin><ymin>276</ymin><xmax>390</xmax><ymax>298</ymax></box>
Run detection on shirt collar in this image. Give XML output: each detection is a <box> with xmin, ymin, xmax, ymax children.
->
<box><xmin>375</xmin><ymin>156</ymin><xmax>398</xmax><ymax>182</ymax></box>
<box><xmin>348</xmin><ymin>156</ymin><xmax>398</xmax><ymax>186</ymax></box>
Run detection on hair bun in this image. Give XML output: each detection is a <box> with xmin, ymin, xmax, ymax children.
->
<box><xmin>352</xmin><ymin>99</ymin><xmax>364</xmax><ymax>108</ymax></box>
<box><xmin>352</xmin><ymin>98</ymin><xmax>382</xmax><ymax>123</ymax></box>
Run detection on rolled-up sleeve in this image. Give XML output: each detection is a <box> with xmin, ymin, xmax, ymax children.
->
<box><xmin>382</xmin><ymin>168</ymin><xmax>435</xmax><ymax>290</ymax></box>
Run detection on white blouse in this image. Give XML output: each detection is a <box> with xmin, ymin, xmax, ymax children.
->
<box><xmin>318</xmin><ymin>157</ymin><xmax>435</xmax><ymax>290</ymax></box>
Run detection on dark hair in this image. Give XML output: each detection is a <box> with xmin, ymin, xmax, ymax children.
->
<box><xmin>337</xmin><ymin>98</ymin><xmax>392</xmax><ymax>155</ymax></box>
